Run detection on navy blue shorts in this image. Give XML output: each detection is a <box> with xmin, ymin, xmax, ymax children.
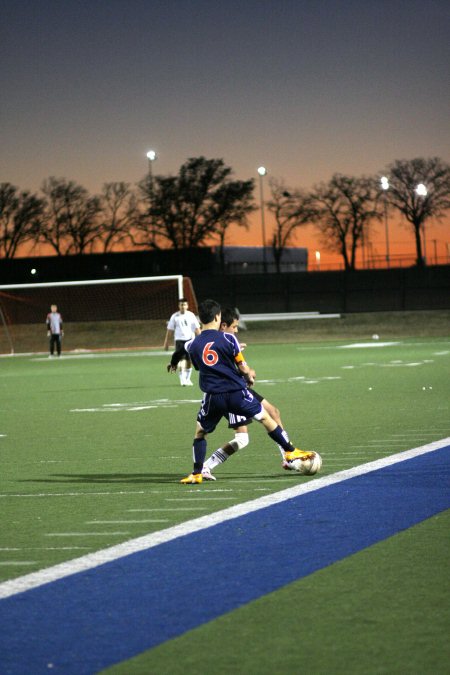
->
<box><xmin>197</xmin><ymin>389</ymin><xmax>263</xmax><ymax>434</ymax></box>
<box><xmin>226</xmin><ymin>388</ymin><xmax>264</xmax><ymax>428</ymax></box>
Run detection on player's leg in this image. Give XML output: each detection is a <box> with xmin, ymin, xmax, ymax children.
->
<box><xmin>261</xmin><ymin>397</ymin><xmax>291</xmax><ymax>466</ymax></box>
<box><xmin>177</xmin><ymin>358</ymin><xmax>188</xmax><ymax>385</ymax></box>
<box><xmin>234</xmin><ymin>390</ymin><xmax>311</xmax><ymax>464</ymax></box>
<box><xmin>181</xmin><ymin>395</ymin><xmax>222</xmax><ymax>484</ymax></box>
<box><xmin>181</xmin><ymin>424</ymin><xmax>208</xmax><ymax>484</ymax></box>
<box><xmin>56</xmin><ymin>335</ymin><xmax>62</xmax><ymax>356</ymax></box>
<box><xmin>256</xmin><ymin>408</ymin><xmax>313</xmax><ymax>464</ymax></box>
<box><xmin>168</xmin><ymin>342</ymin><xmax>187</xmax><ymax>384</ymax></box>
<box><xmin>202</xmin><ymin>425</ymin><xmax>249</xmax><ymax>480</ymax></box>
<box><xmin>176</xmin><ymin>342</ymin><xmax>189</xmax><ymax>385</ymax></box>
<box><xmin>183</xmin><ymin>356</ymin><xmax>194</xmax><ymax>386</ymax></box>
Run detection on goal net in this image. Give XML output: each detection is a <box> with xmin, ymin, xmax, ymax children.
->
<box><xmin>0</xmin><ymin>275</ymin><xmax>198</xmax><ymax>354</ymax></box>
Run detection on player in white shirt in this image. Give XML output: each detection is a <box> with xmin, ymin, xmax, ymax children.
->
<box><xmin>164</xmin><ymin>298</ymin><xmax>201</xmax><ymax>386</ymax></box>
<box><xmin>46</xmin><ymin>304</ymin><xmax>64</xmax><ymax>357</ymax></box>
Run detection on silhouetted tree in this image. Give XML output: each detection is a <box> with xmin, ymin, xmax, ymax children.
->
<box><xmin>309</xmin><ymin>174</ymin><xmax>380</xmax><ymax>271</ymax></box>
<box><xmin>0</xmin><ymin>183</ymin><xmax>44</xmax><ymax>258</ymax></box>
<box><xmin>381</xmin><ymin>157</ymin><xmax>450</xmax><ymax>266</ymax></box>
<box><xmin>136</xmin><ymin>157</ymin><xmax>255</xmax><ymax>253</ymax></box>
<box><xmin>39</xmin><ymin>178</ymin><xmax>102</xmax><ymax>255</ymax></box>
<box><xmin>98</xmin><ymin>182</ymin><xmax>139</xmax><ymax>253</ymax></box>
<box><xmin>266</xmin><ymin>178</ymin><xmax>313</xmax><ymax>273</ymax></box>
<box><xmin>211</xmin><ymin>179</ymin><xmax>255</xmax><ymax>270</ymax></box>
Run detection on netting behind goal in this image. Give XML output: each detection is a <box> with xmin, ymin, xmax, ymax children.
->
<box><xmin>0</xmin><ymin>275</ymin><xmax>197</xmax><ymax>354</ymax></box>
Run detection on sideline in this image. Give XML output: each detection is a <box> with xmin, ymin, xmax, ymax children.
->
<box><xmin>1</xmin><ymin>436</ymin><xmax>448</xmax><ymax>600</ymax></box>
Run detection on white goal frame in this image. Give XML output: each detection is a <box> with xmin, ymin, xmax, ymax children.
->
<box><xmin>0</xmin><ymin>274</ymin><xmax>184</xmax><ymax>297</ymax></box>
<box><xmin>0</xmin><ymin>275</ymin><xmax>184</xmax><ymax>354</ymax></box>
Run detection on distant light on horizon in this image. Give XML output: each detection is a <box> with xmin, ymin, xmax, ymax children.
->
<box><xmin>146</xmin><ymin>150</ymin><xmax>157</xmax><ymax>161</ymax></box>
<box><xmin>380</xmin><ymin>176</ymin><xmax>389</xmax><ymax>190</ymax></box>
<box><xmin>257</xmin><ymin>166</ymin><xmax>267</xmax><ymax>176</ymax></box>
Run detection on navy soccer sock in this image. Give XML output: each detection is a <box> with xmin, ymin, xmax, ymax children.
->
<box><xmin>193</xmin><ymin>438</ymin><xmax>207</xmax><ymax>473</ymax></box>
<box><xmin>268</xmin><ymin>425</ymin><xmax>295</xmax><ymax>452</ymax></box>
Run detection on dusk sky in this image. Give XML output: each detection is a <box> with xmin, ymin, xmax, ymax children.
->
<box><xmin>1</xmin><ymin>0</ymin><xmax>449</xmax><ymax>265</ymax></box>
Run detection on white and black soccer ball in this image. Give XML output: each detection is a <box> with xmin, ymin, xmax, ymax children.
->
<box><xmin>290</xmin><ymin>451</ymin><xmax>322</xmax><ymax>475</ymax></box>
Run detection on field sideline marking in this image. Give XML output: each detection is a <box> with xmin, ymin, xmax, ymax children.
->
<box><xmin>0</xmin><ymin>437</ymin><xmax>448</xmax><ymax>600</ymax></box>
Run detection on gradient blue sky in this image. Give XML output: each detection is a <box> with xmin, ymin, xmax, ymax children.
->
<box><xmin>1</xmin><ymin>0</ymin><xmax>449</xmax><ymax>260</ymax></box>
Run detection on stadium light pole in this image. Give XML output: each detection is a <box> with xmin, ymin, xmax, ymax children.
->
<box><xmin>257</xmin><ymin>166</ymin><xmax>268</xmax><ymax>273</ymax></box>
<box><xmin>415</xmin><ymin>182</ymin><xmax>428</xmax><ymax>264</ymax></box>
<box><xmin>380</xmin><ymin>176</ymin><xmax>390</xmax><ymax>268</ymax></box>
<box><xmin>146</xmin><ymin>150</ymin><xmax>158</xmax><ymax>247</ymax></box>
<box><xmin>146</xmin><ymin>150</ymin><xmax>157</xmax><ymax>182</ymax></box>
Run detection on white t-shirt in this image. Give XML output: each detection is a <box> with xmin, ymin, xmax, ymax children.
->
<box><xmin>167</xmin><ymin>310</ymin><xmax>200</xmax><ymax>341</ymax></box>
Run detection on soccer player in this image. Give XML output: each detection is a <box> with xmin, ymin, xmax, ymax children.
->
<box><xmin>164</xmin><ymin>298</ymin><xmax>201</xmax><ymax>386</ymax></box>
<box><xmin>46</xmin><ymin>304</ymin><xmax>63</xmax><ymax>357</ymax></box>
<box><xmin>201</xmin><ymin>307</ymin><xmax>290</xmax><ymax>480</ymax></box>
<box><xmin>180</xmin><ymin>299</ymin><xmax>313</xmax><ymax>484</ymax></box>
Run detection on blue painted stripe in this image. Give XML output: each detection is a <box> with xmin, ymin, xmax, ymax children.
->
<box><xmin>1</xmin><ymin>446</ymin><xmax>449</xmax><ymax>674</ymax></box>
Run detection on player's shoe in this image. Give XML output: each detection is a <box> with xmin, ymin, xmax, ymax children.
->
<box><xmin>184</xmin><ymin>381</ymin><xmax>194</xmax><ymax>386</ymax></box>
<box><xmin>284</xmin><ymin>448</ymin><xmax>315</xmax><ymax>463</ymax></box>
<box><xmin>180</xmin><ymin>473</ymin><xmax>203</xmax><ymax>484</ymax></box>
<box><xmin>201</xmin><ymin>466</ymin><xmax>216</xmax><ymax>481</ymax></box>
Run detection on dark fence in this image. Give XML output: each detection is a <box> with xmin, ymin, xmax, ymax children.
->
<box><xmin>190</xmin><ymin>266</ymin><xmax>450</xmax><ymax>313</ymax></box>
<box><xmin>1</xmin><ymin>250</ymin><xmax>449</xmax><ymax>314</ymax></box>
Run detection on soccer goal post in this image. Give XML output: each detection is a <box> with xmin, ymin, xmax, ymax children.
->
<box><xmin>0</xmin><ymin>275</ymin><xmax>197</xmax><ymax>355</ymax></box>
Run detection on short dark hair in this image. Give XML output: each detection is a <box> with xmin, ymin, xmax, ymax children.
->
<box><xmin>198</xmin><ymin>299</ymin><xmax>221</xmax><ymax>324</ymax></box>
<box><xmin>221</xmin><ymin>307</ymin><xmax>239</xmax><ymax>328</ymax></box>
<box><xmin>178</xmin><ymin>298</ymin><xmax>187</xmax><ymax>303</ymax></box>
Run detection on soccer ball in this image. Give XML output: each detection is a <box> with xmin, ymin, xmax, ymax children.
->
<box><xmin>290</xmin><ymin>451</ymin><xmax>322</xmax><ymax>475</ymax></box>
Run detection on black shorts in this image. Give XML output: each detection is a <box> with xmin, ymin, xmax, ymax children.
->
<box><xmin>170</xmin><ymin>341</ymin><xmax>189</xmax><ymax>367</ymax></box>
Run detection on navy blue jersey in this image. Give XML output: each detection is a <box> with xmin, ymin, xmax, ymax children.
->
<box><xmin>185</xmin><ymin>329</ymin><xmax>246</xmax><ymax>393</ymax></box>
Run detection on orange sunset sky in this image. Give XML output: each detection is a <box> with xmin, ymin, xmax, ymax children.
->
<box><xmin>2</xmin><ymin>1</ymin><xmax>449</xmax><ymax>271</ymax></box>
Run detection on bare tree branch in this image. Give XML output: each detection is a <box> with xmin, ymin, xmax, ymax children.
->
<box><xmin>381</xmin><ymin>157</ymin><xmax>450</xmax><ymax>266</ymax></box>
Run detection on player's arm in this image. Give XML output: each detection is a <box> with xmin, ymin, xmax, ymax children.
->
<box><xmin>235</xmin><ymin>351</ymin><xmax>255</xmax><ymax>385</ymax></box>
<box><xmin>185</xmin><ymin>338</ymin><xmax>199</xmax><ymax>370</ymax></box>
<box><xmin>163</xmin><ymin>328</ymin><xmax>174</xmax><ymax>350</ymax></box>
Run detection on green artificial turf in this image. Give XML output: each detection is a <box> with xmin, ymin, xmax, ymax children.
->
<box><xmin>1</xmin><ymin>334</ymin><xmax>449</xmax><ymax>674</ymax></box>
<box><xmin>1</xmin><ymin>337</ymin><xmax>449</xmax><ymax>581</ymax></box>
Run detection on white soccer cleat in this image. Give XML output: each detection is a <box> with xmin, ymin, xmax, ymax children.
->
<box><xmin>201</xmin><ymin>466</ymin><xmax>216</xmax><ymax>481</ymax></box>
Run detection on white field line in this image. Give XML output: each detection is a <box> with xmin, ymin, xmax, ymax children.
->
<box><xmin>0</xmin><ymin>437</ymin><xmax>448</xmax><ymax>600</ymax></box>
<box><xmin>127</xmin><ymin>508</ymin><xmax>209</xmax><ymax>512</ymax></box>
<box><xmin>32</xmin><ymin>350</ymin><xmax>169</xmax><ymax>361</ymax></box>
<box><xmin>3</xmin><ymin>547</ymin><xmax>93</xmax><ymax>551</ymax></box>
<box><xmin>338</xmin><ymin>342</ymin><xmax>400</xmax><ymax>348</ymax></box>
<box><xmin>165</xmin><ymin>497</ymin><xmax>238</xmax><ymax>501</ymax></box>
<box><xmin>0</xmin><ymin>491</ymin><xmax>147</xmax><ymax>499</ymax></box>
<box><xmin>44</xmin><ymin>532</ymin><xmax>130</xmax><ymax>537</ymax></box>
<box><xmin>84</xmin><ymin>520</ymin><xmax>170</xmax><ymax>524</ymax></box>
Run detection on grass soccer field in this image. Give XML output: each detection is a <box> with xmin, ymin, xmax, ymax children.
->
<box><xmin>1</xmin><ymin>332</ymin><xmax>449</xmax><ymax>674</ymax></box>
